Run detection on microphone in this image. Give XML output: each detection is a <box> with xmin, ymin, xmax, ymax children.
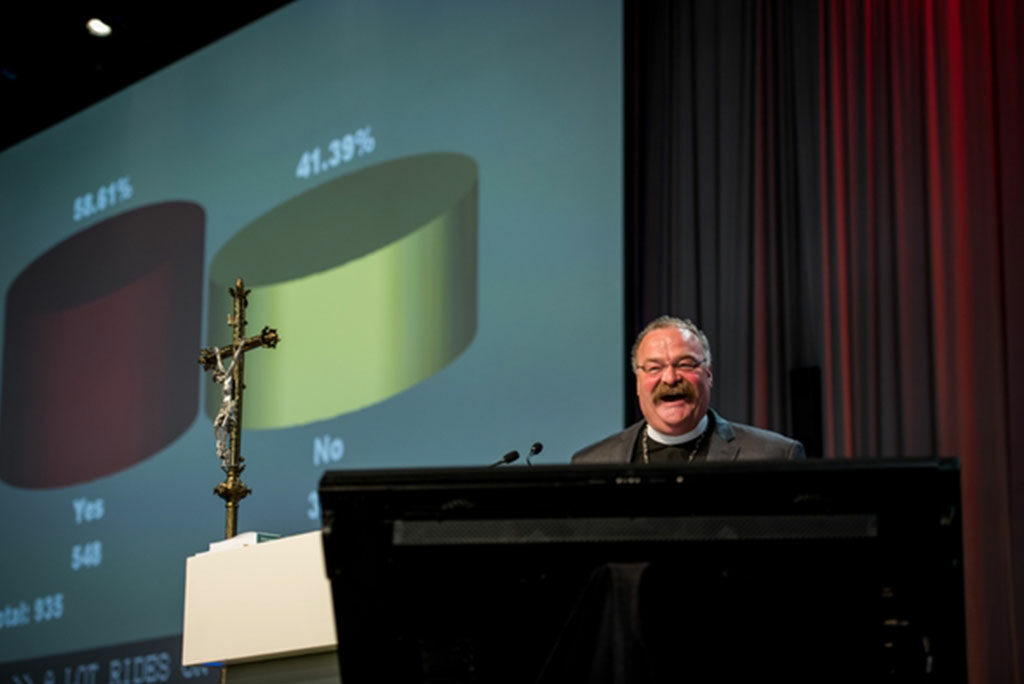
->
<box><xmin>489</xmin><ymin>450</ymin><xmax>520</xmax><ymax>467</ymax></box>
<box><xmin>525</xmin><ymin>442</ymin><xmax>543</xmax><ymax>466</ymax></box>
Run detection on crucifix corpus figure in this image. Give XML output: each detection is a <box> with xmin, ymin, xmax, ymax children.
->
<box><xmin>198</xmin><ymin>277</ymin><xmax>280</xmax><ymax>539</ymax></box>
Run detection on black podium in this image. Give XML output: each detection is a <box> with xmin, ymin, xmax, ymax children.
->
<box><xmin>319</xmin><ymin>459</ymin><xmax>966</xmax><ymax>683</ymax></box>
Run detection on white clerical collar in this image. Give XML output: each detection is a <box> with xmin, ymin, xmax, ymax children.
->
<box><xmin>646</xmin><ymin>414</ymin><xmax>709</xmax><ymax>445</ymax></box>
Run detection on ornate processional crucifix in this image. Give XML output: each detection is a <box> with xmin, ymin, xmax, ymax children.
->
<box><xmin>198</xmin><ymin>277</ymin><xmax>280</xmax><ymax>540</ymax></box>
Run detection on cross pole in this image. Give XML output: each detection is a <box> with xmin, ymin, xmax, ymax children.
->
<box><xmin>198</xmin><ymin>277</ymin><xmax>280</xmax><ymax>539</ymax></box>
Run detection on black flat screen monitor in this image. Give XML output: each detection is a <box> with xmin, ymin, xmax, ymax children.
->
<box><xmin>319</xmin><ymin>459</ymin><xmax>965</xmax><ymax>683</ymax></box>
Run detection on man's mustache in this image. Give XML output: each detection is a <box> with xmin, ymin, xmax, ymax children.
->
<box><xmin>652</xmin><ymin>379</ymin><xmax>697</xmax><ymax>403</ymax></box>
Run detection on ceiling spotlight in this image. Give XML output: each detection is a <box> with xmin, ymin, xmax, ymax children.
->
<box><xmin>86</xmin><ymin>18</ymin><xmax>112</xmax><ymax>37</ymax></box>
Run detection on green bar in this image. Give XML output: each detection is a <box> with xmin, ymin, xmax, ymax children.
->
<box><xmin>205</xmin><ymin>153</ymin><xmax>478</xmax><ymax>428</ymax></box>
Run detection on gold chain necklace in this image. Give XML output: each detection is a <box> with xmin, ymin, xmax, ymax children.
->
<box><xmin>642</xmin><ymin>425</ymin><xmax>706</xmax><ymax>464</ymax></box>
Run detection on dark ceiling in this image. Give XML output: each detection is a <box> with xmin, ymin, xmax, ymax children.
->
<box><xmin>0</xmin><ymin>1</ymin><xmax>294</xmax><ymax>152</ymax></box>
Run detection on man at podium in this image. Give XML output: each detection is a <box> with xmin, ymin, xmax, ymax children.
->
<box><xmin>572</xmin><ymin>315</ymin><xmax>804</xmax><ymax>464</ymax></box>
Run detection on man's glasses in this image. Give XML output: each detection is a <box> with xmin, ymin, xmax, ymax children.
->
<box><xmin>637</xmin><ymin>358</ymin><xmax>706</xmax><ymax>377</ymax></box>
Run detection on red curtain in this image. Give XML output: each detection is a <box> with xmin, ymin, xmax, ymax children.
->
<box><xmin>628</xmin><ymin>0</ymin><xmax>1023</xmax><ymax>673</ymax></box>
<box><xmin>818</xmin><ymin>0</ymin><xmax>1024</xmax><ymax>680</ymax></box>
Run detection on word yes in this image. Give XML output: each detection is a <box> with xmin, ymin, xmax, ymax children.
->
<box><xmin>73</xmin><ymin>497</ymin><xmax>104</xmax><ymax>524</ymax></box>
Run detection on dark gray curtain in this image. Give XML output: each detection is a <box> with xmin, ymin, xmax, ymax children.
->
<box><xmin>625</xmin><ymin>0</ymin><xmax>821</xmax><ymax>454</ymax></box>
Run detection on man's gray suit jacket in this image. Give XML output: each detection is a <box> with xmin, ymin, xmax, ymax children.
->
<box><xmin>571</xmin><ymin>409</ymin><xmax>805</xmax><ymax>464</ymax></box>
